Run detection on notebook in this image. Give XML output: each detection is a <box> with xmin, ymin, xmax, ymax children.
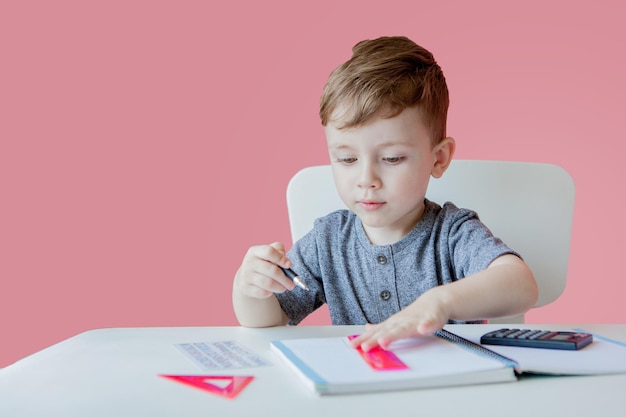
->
<box><xmin>270</xmin><ymin>328</ymin><xmax>626</xmax><ymax>395</ymax></box>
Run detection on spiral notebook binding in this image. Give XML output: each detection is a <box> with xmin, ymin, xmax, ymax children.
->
<box><xmin>435</xmin><ymin>329</ymin><xmax>520</xmax><ymax>370</ymax></box>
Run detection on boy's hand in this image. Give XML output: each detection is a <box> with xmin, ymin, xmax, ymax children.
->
<box><xmin>234</xmin><ymin>242</ymin><xmax>296</xmax><ymax>299</ymax></box>
<box><xmin>349</xmin><ymin>288</ymin><xmax>450</xmax><ymax>351</ymax></box>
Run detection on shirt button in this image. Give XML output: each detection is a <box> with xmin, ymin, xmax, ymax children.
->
<box><xmin>376</xmin><ymin>255</ymin><xmax>387</xmax><ymax>265</ymax></box>
<box><xmin>380</xmin><ymin>290</ymin><xmax>391</xmax><ymax>301</ymax></box>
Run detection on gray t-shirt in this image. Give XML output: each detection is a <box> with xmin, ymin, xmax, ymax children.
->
<box><xmin>276</xmin><ymin>199</ymin><xmax>518</xmax><ymax>325</ymax></box>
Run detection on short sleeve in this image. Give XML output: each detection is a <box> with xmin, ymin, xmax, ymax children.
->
<box><xmin>444</xmin><ymin>203</ymin><xmax>519</xmax><ymax>278</ymax></box>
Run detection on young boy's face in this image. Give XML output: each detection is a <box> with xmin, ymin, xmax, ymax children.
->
<box><xmin>325</xmin><ymin>106</ymin><xmax>445</xmax><ymax>245</ymax></box>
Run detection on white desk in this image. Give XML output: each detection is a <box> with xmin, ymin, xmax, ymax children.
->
<box><xmin>1</xmin><ymin>324</ymin><xmax>624</xmax><ymax>417</ymax></box>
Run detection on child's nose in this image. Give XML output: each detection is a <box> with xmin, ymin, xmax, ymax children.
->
<box><xmin>357</xmin><ymin>164</ymin><xmax>381</xmax><ymax>189</ymax></box>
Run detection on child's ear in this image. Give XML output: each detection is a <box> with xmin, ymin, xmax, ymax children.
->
<box><xmin>431</xmin><ymin>137</ymin><xmax>455</xmax><ymax>179</ymax></box>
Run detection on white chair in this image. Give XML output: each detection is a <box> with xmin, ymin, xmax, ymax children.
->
<box><xmin>286</xmin><ymin>160</ymin><xmax>575</xmax><ymax>323</ymax></box>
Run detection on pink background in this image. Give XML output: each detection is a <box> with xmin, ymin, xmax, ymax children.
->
<box><xmin>1</xmin><ymin>0</ymin><xmax>625</xmax><ymax>367</ymax></box>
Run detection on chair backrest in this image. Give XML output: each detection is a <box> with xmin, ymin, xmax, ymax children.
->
<box><xmin>286</xmin><ymin>160</ymin><xmax>575</xmax><ymax>323</ymax></box>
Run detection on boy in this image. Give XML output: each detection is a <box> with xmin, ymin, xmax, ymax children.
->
<box><xmin>232</xmin><ymin>36</ymin><xmax>538</xmax><ymax>351</ymax></box>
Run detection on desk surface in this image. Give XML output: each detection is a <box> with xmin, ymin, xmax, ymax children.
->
<box><xmin>1</xmin><ymin>324</ymin><xmax>624</xmax><ymax>417</ymax></box>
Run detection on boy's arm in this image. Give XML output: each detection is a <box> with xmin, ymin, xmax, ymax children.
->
<box><xmin>351</xmin><ymin>254</ymin><xmax>538</xmax><ymax>351</ymax></box>
<box><xmin>232</xmin><ymin>275</ymin><xmax>290</xmax><ymax>327</ymax></box>
<box><xmin>232</xmin><ymin>242</ymin><xmax>294</xmax><ymax>328</ymax></box>
<box><xmin>440</xmin><ymin>253</ymin><xmax>537</xmax><ymax>320</ymax></box>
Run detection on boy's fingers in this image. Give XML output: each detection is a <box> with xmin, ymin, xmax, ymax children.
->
<box><xmin>269</xmin><ymin>242</ymin><xmax>291</xmax><ymax>268</ymax></box>
<box><xmin>270</xmin><ymin>241</ymin><xmax>286</xmax><ymax>253</ymax></box>
<box><xmin>247</xmin><ymin>267</ymin><xmax>295</xmax><ymax>296</ymax></box>
<box><xmin>416</xmin><ymin>319</ymin><xmax>440</xmax><ymax>335</ymax></box>
<box><xmin>350</xmin><ymin>325</ymin><xmax>381</xmax><ymax>350</ymax></box>
<box><xmin>241</xmin><ymin>246</ymin><xmax>294</xmax><ymax>291</ymax></box>
<box><xmin>248</xmin><ymin>244</ymin><xmax>287</xmax><ymax>267</ymax></box>
<box><xmin>245</xmin><ymin>243</ymin><xmax>297</xmax><ymax>291</ymax></box>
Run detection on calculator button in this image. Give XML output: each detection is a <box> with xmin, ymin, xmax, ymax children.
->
<box><xmin>506</xmin><ymin>330</ymin><xmax>524</xmax><ymax>338</ymax></box>
<box><xmin>522</xmin><ymin>330</ymin><xmax>541</xmax><ymax>339</ymax></box>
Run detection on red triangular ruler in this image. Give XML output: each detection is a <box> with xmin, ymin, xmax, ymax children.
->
<box><xmin>160</xmin><ymin>375</ymin><xmax>254</xmax><ymax>399</ymax></box>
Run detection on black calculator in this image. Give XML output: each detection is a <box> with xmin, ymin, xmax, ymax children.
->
<box><xmin>480</xmin><ymin>328</ymin><xmax>593</xmax><ymax>350</ymax></box>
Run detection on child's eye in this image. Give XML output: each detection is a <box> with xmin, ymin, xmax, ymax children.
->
<box><xmin>383</xmin><ymin>156</ymin><xmax>404</xmax><ymax>164</ymax></box>
<box><xmin>336</xmin><ymin>157</ymin><xmax>357</xmax><ymax>165</ymax></box>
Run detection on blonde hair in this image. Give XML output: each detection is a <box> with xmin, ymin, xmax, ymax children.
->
<box><xmin>319</xmin><ymin>36</ymin><xmax>449</xmax><ymax>145</ymax></box>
